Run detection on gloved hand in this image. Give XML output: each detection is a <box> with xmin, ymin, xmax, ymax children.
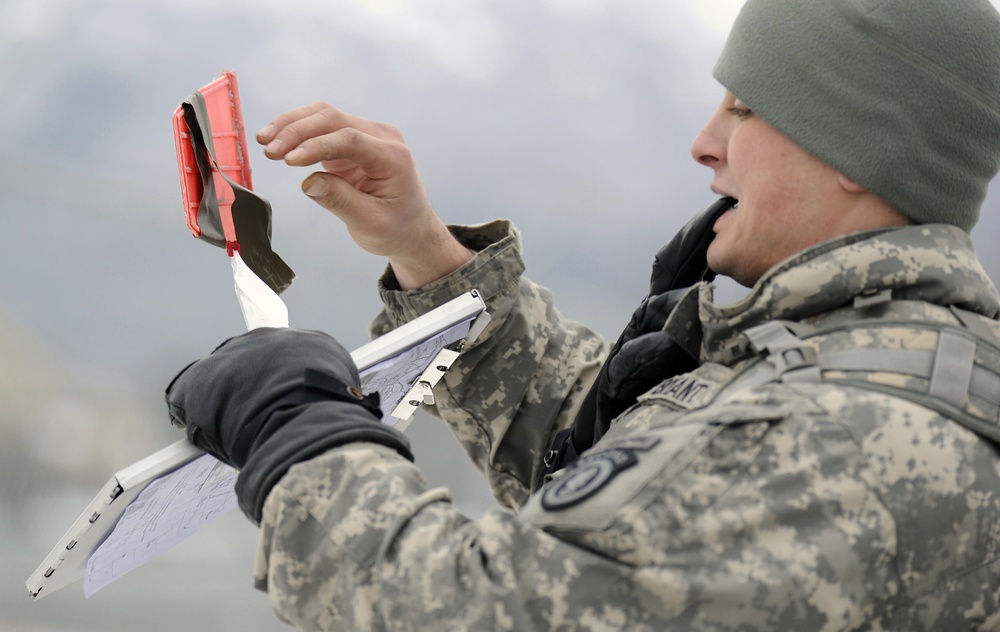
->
<box><xmin>166</xmin><ymin>327</ymin><xmax>413</xmax><ymax>523</ymax></box>
<box><xmin>590</xmin><ymin>196</ymin><xmax>734</xmax><ymax>436</ymax></box>
<box><xmin>595</xmin><ymin>288</ymin><xmax>694</xmax><ymax>423</ymax></box>
<box><xmin>538</xmin><ymin>197</ymin><xmax>734</xmax><ymax>490</ymax></box>
<box><xmin>646</xmin><ymin>196</ymin><xmax>735</xmax><ymax>296</ymax></box>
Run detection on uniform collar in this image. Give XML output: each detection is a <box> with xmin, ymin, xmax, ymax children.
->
<box><xmin>665</xmin><ymin>225</ymin><xmax>999</xmax><ymax>365</ymax></box>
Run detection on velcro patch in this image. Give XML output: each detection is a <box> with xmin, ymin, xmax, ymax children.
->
<box><xmin>522</xmin><ymin>423</ymin><xmax>710</xmax><ymax>530</ymax></box>
<box><xmin>541</xmin><ymin>437</ymin><xmax>661</xmax><ymax>511</ymax></box>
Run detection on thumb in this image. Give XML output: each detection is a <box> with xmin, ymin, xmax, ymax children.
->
<box><xmin>302</xmin><ymin>172</ymin><xmax>361</xmax><ymax>219</ymax></box>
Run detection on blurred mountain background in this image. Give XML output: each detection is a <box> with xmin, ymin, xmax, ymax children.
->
<box><xmin>2</xmin><ymin>0</ymin><xmax>998</xmax><ymax>630</ymax></box>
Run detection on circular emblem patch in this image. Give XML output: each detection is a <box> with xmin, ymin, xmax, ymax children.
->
<box><xmin>541</xmin><ymin>448</ymin><xmax>637</xmax><ymax>511</ymax></box>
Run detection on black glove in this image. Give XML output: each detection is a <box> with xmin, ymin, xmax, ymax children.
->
<box><xmin>166</xmin><ymin>327</ymin><xmax>413</xmax><ymax>522</ymax></box>
<box><xmin>587</xmin><ymin>196</ymin><xmax>735</xmax><ymax>439</ymax></box>
<box><xmin>537</xmin><ymin>197</ymin><xmax>734</xmax><ymax>489</ymax></box>
<box><xmin>596</xmin><ymin>287</ymin><xmax>694</xmax><ymax>423</ymax></box>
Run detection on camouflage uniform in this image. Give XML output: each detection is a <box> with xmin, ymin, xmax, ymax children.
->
<box><xmin>254</xmin><ymin>220</ymin><xmax>1000</xmax><ymax>630</ymax></box>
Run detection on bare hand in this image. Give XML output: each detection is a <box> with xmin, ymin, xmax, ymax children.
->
<box><xmin>257</xmin><ymin>103</ymin><xmax>472</xmax><ymax>289</ymax></box>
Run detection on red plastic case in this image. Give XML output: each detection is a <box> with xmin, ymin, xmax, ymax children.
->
<box><xmin>172</xmin><ymin>71</ymin><xmax>252</xmax><ymax>255</ymax></box>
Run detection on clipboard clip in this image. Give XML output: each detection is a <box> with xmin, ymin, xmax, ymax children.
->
<box><xmin>389</xmin><ymin>307</ymin><xmax>492</xmax><ymax>430</ymax></box>
<box><xmin>390</xmin><ymin>344</ymin><xmax>463</xmax><ymax>428</ymax></box>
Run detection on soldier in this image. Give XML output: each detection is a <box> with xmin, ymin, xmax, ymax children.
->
<box><xmin>166</xmin><ymin>0</ymin><xmax>1000</xmax><ymax>629</ymax></box>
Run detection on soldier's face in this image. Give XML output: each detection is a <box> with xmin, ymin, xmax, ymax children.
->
<box><xmin>690</xmin><ymin>92</ymin><xmax>849</xmax><ymax>287</ymax></box>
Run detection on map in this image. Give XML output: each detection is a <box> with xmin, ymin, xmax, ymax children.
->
<box><xmin>84</xmin><ymin>455</ymin><xmax>238</xmax><ymax>597</ymax></box>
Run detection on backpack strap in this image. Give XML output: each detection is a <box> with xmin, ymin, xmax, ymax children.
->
<box><xmin>728</xmin><ymin>320</ymin><xmax>1000</xmax><ymax>440</ymax></box>
<box><xmin>743</xmin><ymin>321</ymin><xmax>822</xmax><ymax>384</ymax></box>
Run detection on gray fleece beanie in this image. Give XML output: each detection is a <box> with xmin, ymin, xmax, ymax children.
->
<box><xmin>714</xmin><ymin>0</ymin><xmax>1000</xmax><ymax>232</ymax></box>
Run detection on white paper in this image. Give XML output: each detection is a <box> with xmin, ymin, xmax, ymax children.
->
<box><xmin>232</xmin><ymin>251</ymin><xmax>289</xmax><ymax>330</ymax></box>
<box><xmin>84</xmin><ymin>455</ymin><xmax>238</xmax><ymax>597</ymax></box>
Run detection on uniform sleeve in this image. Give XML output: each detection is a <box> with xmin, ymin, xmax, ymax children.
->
<box><xmin>253</xmin><ymin>443</ymin><xmax>642</xmax><ymax>632</ymax></box>
<box><xmin>369</xmin><ymin>220</ymin><xmax>609</xmax><ymax>509</ymax></box>
<box><xmin>251</xmin><ymin>393</ymin><xmax>916</xmax><ymax>632</ymax></box>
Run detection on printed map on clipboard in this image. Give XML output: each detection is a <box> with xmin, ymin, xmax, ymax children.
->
<box><xmin>26</xmin><ymin>290</ymin><xmax>489</xmax><ymax>601</ymax></box>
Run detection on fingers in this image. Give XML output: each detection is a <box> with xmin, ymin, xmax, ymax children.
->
<box><xmin>257</xmin><ymin>102</ymin><xmax>403</xmax><ymax>164</ymax></box>
<box><xmin>286</xmin><ymin>126</ymin><xmax>399</xmax><ymax>172</ymax></box>
<box><xmin>258</xmin><ymin>102</ymin><xmax>424</xmax><ymax>215</ymax></box>
<box><xmin>256</xmin><ymin>102</ymin><xmax>330</xmax><ymax>147</ymax></box>
<box><xmin>255</xmin><ymin>101</ymin><xmax>447</xmax><ymax>273</ymax></box>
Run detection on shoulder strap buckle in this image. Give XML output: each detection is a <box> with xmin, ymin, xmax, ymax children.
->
<box><xmin>744</xmin><ymin>321</ymin><xmax>822</xmax><ymax>384</ymax></box>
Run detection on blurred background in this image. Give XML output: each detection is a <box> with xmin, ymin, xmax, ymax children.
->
<box><xmin>2</xmin><ymin>0</ymin><xmax>998</xmax><ymax>630</ymax></box>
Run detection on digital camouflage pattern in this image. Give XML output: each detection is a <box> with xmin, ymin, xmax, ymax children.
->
<box><xmin>253</xmin><ymin>221</ymin><xmax>1000</xmax><ymax>630</ymax></box>
<box><xmin>371</xmin><ymin>220</ymin><xmax>608</xmax><ymax>509</ymax></box>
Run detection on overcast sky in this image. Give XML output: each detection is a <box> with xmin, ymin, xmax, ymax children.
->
<box><xmin>1</xmin><ymin>0</ymin><xmax>996</xmax><ymax>380</ymax></box>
